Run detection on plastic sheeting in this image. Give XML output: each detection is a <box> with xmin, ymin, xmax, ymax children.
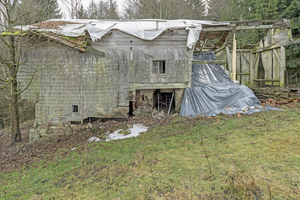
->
<box><xmin>180</xmin><ymin>52</ymin><xmax>280</xmax><ymax>117</ymax></box>
<box><xmin>19</xmin><ymin>19</ymin><xmax>229</xmax><ymax>49</ymax></box>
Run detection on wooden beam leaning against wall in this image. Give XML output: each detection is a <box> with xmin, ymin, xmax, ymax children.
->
<box><xmin>232</xmin><ymin>31</ymin><xmax>237</xmax><ymax>81</ymax></box>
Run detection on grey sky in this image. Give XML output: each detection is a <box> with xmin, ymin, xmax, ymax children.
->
<box><xmin>59</xmin><ymin>0</ymin><xmax>126</xmax><ymax>18</ymax></box>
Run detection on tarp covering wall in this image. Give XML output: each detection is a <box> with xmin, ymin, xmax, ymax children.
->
<box><xmin>180</xmin><ymin>52</ymin><xmax>279</xmax><ymax>117</ymax></box>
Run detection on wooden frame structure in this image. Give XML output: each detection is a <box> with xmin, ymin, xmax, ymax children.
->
<box><xmin>195</xmin><ymin>19</ymin><xmax>300</xmax><ymax>87</ymax></box>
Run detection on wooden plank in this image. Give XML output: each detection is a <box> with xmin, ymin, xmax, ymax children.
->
<box><xmin>261</xmin><ymin>36</ymin><xmax>273</xmax><ymax>86</ymax></box>
<box><xmin>280</xmin><ymin>46</ymin><xmax>286</xmax><ymax>87</ymax></box>
<box><xmin>253</xmin><ymin>79</ymin><xmax>280</xmax><ymax>82</ymax></box>
<box><xmin>202</xmin><ymin>24</ymin><xmax>290</xmax><ymax>32</ymax></box>
<box><xmin>272</xmin><ymin>48</ymin><xmax>280</xmax><ymax>86</ymax></box>
<box><xmin>236</xmin><ymin>52</ymin><xmax>241</xmax><ymax>83</ymax></box>
<box><xmin>249</xmin><ymin>52</ymin><xmax>254</xmax><ymax>86</ymax></box>
<box><xmin>226</xmin><ymin>47</ymin><xmax>233</xmax><ymax>78</ymax></box>
<box><xmin>253</xmin><ymin>39</ymin><xmax>300</xmax><ymax>53</ymax></box>
<box><xmin>241</xmin><ymin>52</ymin><xmax>250</xmax><ymax>85</ymax></box>
<box><xmin>232</xmin><ymin>33</ymin><xmax>237</xmax><ymax>81</ymax></box>
<box><xmin>250</xmin><ymin>53</ymin><xmax>260</xmax><ymax>85</ymax></box>
<box><xmin>261</xmin><ymin>50</ymin><xmax>273</xmax><ymax>85</ymax></box>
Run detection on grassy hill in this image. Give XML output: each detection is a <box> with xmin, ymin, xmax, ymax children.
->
<box><xmin>1</xmin><ymin>106</ymin><xmax>300</xmax><ymax>199</ymax></box>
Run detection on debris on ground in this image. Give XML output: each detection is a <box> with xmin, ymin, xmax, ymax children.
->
<box><xmin>261</xmin><ymin>97</ymin><xmax>300</xmax><ymax>107</ymax></box>
<box><xmin>88</xmin><ymin>137</ymin><xmax>101</xmax><ymax>143</ymax></box>
<box><xmin>132</xmin><ymin>106</ymin><xmax>168</xmax><ymax>120</ymax></box>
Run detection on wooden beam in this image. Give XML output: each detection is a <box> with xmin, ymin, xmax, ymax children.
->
<box><xmin>232</xmin><ymin>32</ymin><xmax>237</xmax><ymax>81</ymax></box>
<box><xmin>212</xmin><ymin>31</ymin><xmax>225</xmax><ymax>49</ymax></box>
<box><xmin>226</xmin><ymin>46</ymin><xmax>233</xmax><ymax>78</ymax></box>
<box><xmin>198</xmin><ymin>32</ymin><xmax>209</xmax><ymax>52</ymax></box>
<box><xmin>227</xmin><ymin>19</ymin><xmax>287</xmax><ymax>24</ymax></box>
<box><xmin>253</xmin><ymin>79</ymin><xmax>280</xmax><ymax>82</ymax></box>
<box><xmin>202</xmin><ymin>24</ymin><xmax>290</xmax><ymax>32</ymax></box>
<box><xmin>253</xmin><ymin>39</ymin><xmax>300</xmax><ymax>53</ymax></box>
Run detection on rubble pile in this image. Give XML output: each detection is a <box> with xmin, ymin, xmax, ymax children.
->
<box><xmin>132</xmin><ymin>106</ymin><xmax>167</xmax><ymax>120</ymax></box>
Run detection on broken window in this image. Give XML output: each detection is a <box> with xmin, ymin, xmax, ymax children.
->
<box><xmin>152</xmin><ymin>61</ymin><xmax>165</xmax><ymax>74</ymax></box>
<box><xmin>72</xmin><ymin>105</ymin><xmax>79</xmax><ymax>112</ymax></box>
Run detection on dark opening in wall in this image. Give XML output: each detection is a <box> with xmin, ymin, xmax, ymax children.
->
<box><xmin>72</xmin><ymin>105</ymin><xmax>79</xmax><ymax>112</ymax></box>
<box><xmin>71</xmin><ymin>117</ymin><xmax>101</xmax><ymax>124</ymax></box>
<box><xmin>153</xmin><ymin>90</ymin><xmax>175</xmax><ymax>111</ymax></box>
<box><xmin>128</xmin><ymin>101</ymin><xmax>134</xmax><ymax>117</ymax></box>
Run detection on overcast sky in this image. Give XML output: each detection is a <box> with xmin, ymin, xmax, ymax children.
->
<box><xmin>59</xmin><ymin>0</ymin><xmax>126</xmax><ymax>18</ymax></box>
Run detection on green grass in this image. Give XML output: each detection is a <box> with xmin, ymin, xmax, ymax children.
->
<box><xmin>1</xmin><ymin>106</ymin><xmax>300</xmax><ymax>199</ymax></box>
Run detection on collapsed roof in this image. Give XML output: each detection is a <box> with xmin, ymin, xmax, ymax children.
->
<box><xmin>17</xmin><ymin>19</ymin><xmax>229</xmax><ymax>50</ymax></box>
<box><xmin>13</xmin><ymin>19</ymin><xmax>292</xmax><ymax>52</ymax></box>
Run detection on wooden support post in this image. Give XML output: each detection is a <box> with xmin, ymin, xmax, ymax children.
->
<box><xmin>280</xmin><ymin>46</ymin><xmax>286</xmax><ymax>87</ymax></box>
<box><xmin>249</xmin><ymin>52</ymin><xmax>254</xmax><ymax>86</ymax></box>
<box><xmin>232</xmin><ymin>32</ymin><xmax>237</xmax><ymax>81</ymax></box>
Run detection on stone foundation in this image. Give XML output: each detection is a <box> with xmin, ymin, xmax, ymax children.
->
<box><xmin>29</xmin><ymin>122</ymin><xmax>73</xmax><ymax>142</ymax></box>
<box><xmin>250</xmin><ymin>87</ymin><xmax>300</xmax><ymax>101</ymax></box>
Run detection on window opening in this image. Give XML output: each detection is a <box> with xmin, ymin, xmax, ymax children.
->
<box><xmin>152</xmin><ymin>61</ymin><xmax>166</xmax><ymax>74</ymax></box>
<box><xmin>72</xmin><ymin>105</ymin><xmax>79</xmax><ymax>112</ymax></box>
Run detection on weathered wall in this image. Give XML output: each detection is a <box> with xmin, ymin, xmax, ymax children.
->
<box><xmin>92</xmin><ymin>30</ymin><xmax>192</xmax><ymax>90</ymax></box>
<box><xmin>19</xmin><ymin>44</ymin><xmax>129</xmax><ymax>125</ymax></box>
<box><xmin>18</xmin><ymin>29</ymin><xmax>191</xmax><ymax>125</ymax></box>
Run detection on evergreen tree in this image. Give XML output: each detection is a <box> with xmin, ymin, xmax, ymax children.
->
<box><xmin>106</xmin><ymin>0</ymin><xmax>119</xmax><ymax>19</ymax></box>
<box><xmin>87</xmin><ymin>0</ymin><xmax>98</xmax><ymax>19</ymax></box>
<box><xmin>97</xmin><ymin>0</ymin><xmax>109</xmax><ymax>19</ymax></box>
<box><xmin>206</xmin><ymin>0</ymin><xmax>238</xmax><ymax>21</ymax></box>
<box><xmin>76</xmin><ymin>4</ymin><xmax>88</xmax><ymax>19</ymax></box>
<box><xmin>32</xmin><ymin>0</ymin><xmax>61</xmax><ymax>23</ymax></box>
<box><xmin>280</xmin><ymin>0</ymin><xmax>300</xmax><ymax>69</ymax></box>
<box><xmin>124</xmin><ymin>0</ymin><xmax>205</xmax><ymax>20</ymax></box>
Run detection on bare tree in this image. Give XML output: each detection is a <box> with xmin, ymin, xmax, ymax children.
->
<box><xmin>0</xmin><ymin>0</ymin><xmax>66</xmax><ymax>142</ymax></box>
<box><xmin>61</xmin><ymin>0</ymin><xmax>82</xmax><ymax>19</ymax></box>
<box><xmin>0</xmin><ymin>0</ymin><xmax>35</xmax><ymax>141</ymax></box>
<box><xmin>85</xmin><ymin>0</ymin><xmax>119</xmax><ymax>19</ymax></box>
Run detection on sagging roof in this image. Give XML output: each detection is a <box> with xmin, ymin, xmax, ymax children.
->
<box><xmin>12</xmin><ymin>19</ymin><xmax>291</xmax><ymax>52</ymax></box>
<box><xmin>17</xmin><ymin>19</ymin><xmax>229</xmax><ymax>50</ymax></box>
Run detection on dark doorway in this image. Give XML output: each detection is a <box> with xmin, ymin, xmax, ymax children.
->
<box><xmin>153</xmin><ymin>89</ymin><xmax>175</xmax><ymax>112</ymax></box>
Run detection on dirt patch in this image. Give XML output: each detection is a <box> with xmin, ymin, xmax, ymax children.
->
<box><xmin>0</xmin><ymin>113</ymin><xmax>180</xmax><ymax>173</ymax></box>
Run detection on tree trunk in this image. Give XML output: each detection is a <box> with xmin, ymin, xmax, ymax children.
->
<box><xmin>10</xmin><ymin>79</ymin><xmax>21</xmax><ymax>142</ymax></box>
<box><xmin>8</xmin><ymin>35</ymin><xmax>21</xmax><ymax>142</ymax></box>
